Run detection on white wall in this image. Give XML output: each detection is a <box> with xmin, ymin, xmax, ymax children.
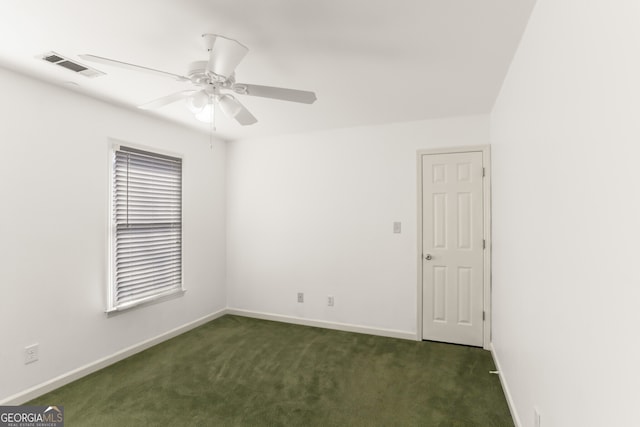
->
<box><xmin>226</xmin><ymin>116</ymin><xmax>489</xmax><ymax>335</ymax></box>
<box><xmin>0</xmin><ymin>67</ymin><xmax>227</xmax><ymax>402</ymax></box>
<box><xmin>490</xmin><ymin>1</ymin><xmax>640</xmax><ymax>426</ymax></box>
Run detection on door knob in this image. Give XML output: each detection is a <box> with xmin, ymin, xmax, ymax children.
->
<box><xmin>425</xmin><ymin>254</ymin><xmax>432</xmax><ymax>260</ymax></box>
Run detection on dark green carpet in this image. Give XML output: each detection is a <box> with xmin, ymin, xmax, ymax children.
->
<box><xmin>28</xmin><ymin>315</ymin><xmax>513</xmax><ymax>426</ymax></box>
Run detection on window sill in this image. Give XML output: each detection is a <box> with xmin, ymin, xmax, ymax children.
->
<box><xmin>105</xmin><ymin>288</ymin><xmax>186</xmax><ymax>317</ymax></box>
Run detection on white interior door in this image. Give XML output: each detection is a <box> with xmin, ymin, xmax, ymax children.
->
<box><xmin>422</xmin><ymin>151</ymin><xmax>484</xmax><ymax>346</ymax></box>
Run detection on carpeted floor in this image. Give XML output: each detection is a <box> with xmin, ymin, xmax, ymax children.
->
<box><xmin>28</xmin><ymin>315</ymin><xmax>513</xmax><ymax>426</ymax></box>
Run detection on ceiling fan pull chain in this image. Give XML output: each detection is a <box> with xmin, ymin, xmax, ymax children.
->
<box><xmin>209</xmin><ymin>102</ymin><xmax>215</xmax><ymax>149</ymax></box>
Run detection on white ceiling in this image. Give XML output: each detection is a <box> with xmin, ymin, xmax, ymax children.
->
<box><xmin>0</xmin><ymin>0</ymin><xmax>535</xmax><ymax>141</ymax></box>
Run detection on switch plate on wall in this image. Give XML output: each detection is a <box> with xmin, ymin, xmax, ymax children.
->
<box><xmin>393</xmin><ymin>222</ymin><xmax>401</xmax><ymax>233</ymax></box>
<box><xmin>24</xmin><ymin>343</ymin><xmax>39</xmax><ymax>364</ymax></box>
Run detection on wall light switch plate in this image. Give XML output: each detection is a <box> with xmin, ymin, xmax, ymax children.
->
<box><xmin>393</xmin><ymin>222</ymin><xmax>401</xmax><ymax>234</ymax></box>
<box><xmin>24</xmin><ymin>343</ymin><xmax>39</xmax><ymax>364</ymax></box>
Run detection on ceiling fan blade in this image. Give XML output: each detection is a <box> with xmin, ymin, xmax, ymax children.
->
<box><xmin>218</xmin><ymin>94</ymin><xmax>243</xmax><ymax>118</ymax></box>
<box><xmin>79</xmin><ymin>54</ymin><xmax>189</xmax><ymax>81</ymax></box>
<box><xmin>224</xmin><ymin>96</ymin><xmax>258</xmax><ymax>126</ymax></box>
<box><xmin>233</xmin><ymin>84</ymin><xmax>317</xmax><ymax>104</ymax></box>
<box><xmin>205</xmin><ymin>34</ymin><xmax>248</xmax><ymax>79</ymax></box>
<box><xmin>138</xmin><ymin>90</ymin><xmax>196</xmax><ymax>110</ymax></box>
<box><xmin>235</xmin><ymin>108</ymin><xmax>258</xmax><ymax>126</ymax></box>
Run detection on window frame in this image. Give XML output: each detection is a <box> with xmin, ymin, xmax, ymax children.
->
<box><xmin>107</xmin><ymin>141</ymin><xmax>185</xmax><ymax>313</ymax></box>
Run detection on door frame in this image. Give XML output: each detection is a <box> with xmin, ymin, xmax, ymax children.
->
<box><xmin>416</xmin><ymin>145</ymin><xmax>492</xmax><ymax>349</ymax></box>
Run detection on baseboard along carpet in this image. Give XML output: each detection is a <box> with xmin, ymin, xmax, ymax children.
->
<box><xmin>28</xmin><ymin>315</ymin><xmax>513</xmax><ymax>426</ymax></box>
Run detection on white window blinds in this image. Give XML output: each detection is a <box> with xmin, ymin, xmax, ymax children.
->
<box><xmin>110</xmin><ymin>145</ymin><xmax>183</xmax><ymax>311</ymax></box>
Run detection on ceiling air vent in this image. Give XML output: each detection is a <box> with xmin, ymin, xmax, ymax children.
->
<box><xmin>40</xmin><ymin>51</ymin><xmax>105</xmax><ymax>78</ymax></box>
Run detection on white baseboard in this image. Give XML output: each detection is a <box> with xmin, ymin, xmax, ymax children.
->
<box><xmin>3</xmin><ymin>308</ymin><xmax>416</xmax><ymax>405</ymax></box>
<box><xmin>1</xmin><ymin>309</ymin><xmax>226</xmax><ymax>405</ymax></box>
<box><xmin>490</xmin><ymin>342</ymin><xmax>521</xmax><ymax>427</ymax></box>
<box><xmin>227</xmin><ymin>308</ymin><xmax>417</xmax><ymax>341</ymax></box>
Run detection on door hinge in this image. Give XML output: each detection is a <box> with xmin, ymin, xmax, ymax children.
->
<box><xmin>483</xmin><ymin>311</ymin><xmax>486</xmax><ymax>321</ymax></box>
<box><xmin>482</xmin><ymin>167</ymin><xmax>486</xmax><ymax>177</ymax></box>
<box><xmin>483</xmin><ymin>239</ymin><xmax>486</xmax><ymax>249</ymax></box>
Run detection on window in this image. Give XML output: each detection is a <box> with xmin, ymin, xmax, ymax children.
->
<box><xmin>109</xmin><ymin>145</ymin><xmax>183</xmax><ymax>312</ymax></box>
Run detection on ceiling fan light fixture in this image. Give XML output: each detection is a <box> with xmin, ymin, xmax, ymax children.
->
<box><xmin>194</xmin><ymin>102</ymin><xmax>214</xmax><ymax>123</ymax></box>
<box><xmin>186</xmin><ymin>90</ymin><xmax>209</xmax><ymax>113</ymax></box>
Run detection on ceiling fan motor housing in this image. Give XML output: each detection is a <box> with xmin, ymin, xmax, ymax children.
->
<box><xmin>188</xmin><ymin>61</ymin><xmax>209</xmax><ymax>81</ymax></box>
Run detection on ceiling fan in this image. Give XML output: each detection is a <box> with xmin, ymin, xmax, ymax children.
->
<box><xmin>79</xmin><ymin>34</ymin><xmax>317</xmax><ymax>126</ymax></box>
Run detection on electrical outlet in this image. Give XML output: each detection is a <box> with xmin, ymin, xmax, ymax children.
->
<box><xmin>297</xmin><ymin>292</ymin><xmax>304</xmax><ymax>303</ymax></box>
<box><xmin>534</xmin><ymin>407</ymin><xmax>541</xmax><ymax>427</ymax></box>
<box><xmin>24</xmin><ymin>343</ymin><xmax>39</xmax><ymax>364</ymax></box>
<box><xmin>328</xmin><ymin>295</ymin><xmax>334</xmax><ymax>307</ymax></box>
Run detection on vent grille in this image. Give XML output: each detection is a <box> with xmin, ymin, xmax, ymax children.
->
<box><xmin>40</xmin><ymin>51</ymin><xmax>104</xmax><ymax>78</ymax></box>
<box><xmin>57</xmin><ymin>60</ymin><xmax>88</xmax><ymax>72</ymax></box>
<box><xmin>44</xmin><ymin>54</ymin><xmax>64</xmax><ymax>63</ymax></box>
